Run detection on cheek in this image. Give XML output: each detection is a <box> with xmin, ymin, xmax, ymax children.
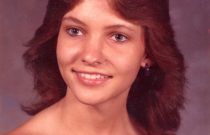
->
<box><xmin>56</xmin><ymin>35</ymin><xmax>82</xmax><ymax>84</ymax></box>
<box><xmin>56</xmin><ymin>35</ymin><xmax>81</xmax><ymax>66</ymax></box>
<box><xmin>112</xmin><ymin>47</ymin><xmax>145</xmax><ymax>75</ymax></box>
<box><xmin>115</xmin><ymin>50</ymin><xmax>144</xmax><ymax>90</ymax></box>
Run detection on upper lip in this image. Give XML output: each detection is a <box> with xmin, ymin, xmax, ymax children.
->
<box><xmin>72</xmin><ymin>69</ymin><xmax>113</xmax><ymax>78</ymax></box>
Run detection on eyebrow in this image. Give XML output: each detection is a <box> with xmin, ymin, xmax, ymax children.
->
<box><xmin>62</xmin><ymin>16</ymin><xmax>87</xmax><ymax>27</ymax></box>
<box><xmin>104</xmin><ymin>25</ymin><xmax>136</xmax><ymax>33</ymax></box>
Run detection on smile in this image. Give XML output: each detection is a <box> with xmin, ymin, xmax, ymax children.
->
<box><xmin>72</xmin><ymin>69</ymin><xmax>113</xmax><ymax>86</ymax></box>
<box><xmin>78</xmin><ymin>73</ymin><xmax>110</xmax><ymax>80</ymax></box>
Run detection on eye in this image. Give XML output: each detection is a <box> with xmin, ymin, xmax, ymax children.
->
<box><xmin>111</xmin><ymin>33</ymin><xmax>128</xmax><ymax>42</ymax></box>
<box><xmin>66</xmin><ymin>27</ymin><xmax>83</xmax><ymax>37</ymax></box>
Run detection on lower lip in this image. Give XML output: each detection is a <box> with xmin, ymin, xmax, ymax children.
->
<box><xmin>74</xmin><ymin>72</ymin><xmax>111</xmax><ymax>86</ymax></box>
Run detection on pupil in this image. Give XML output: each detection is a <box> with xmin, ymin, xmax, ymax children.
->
<box><xmin>116</xmin><ymin>34</ymin><xmax>122</xmax><ymax>40</ymax></box>
<box><xmin>72</xmin><ymin>28</ymin><xmax>78</xmax><ymax>33</ymax></box>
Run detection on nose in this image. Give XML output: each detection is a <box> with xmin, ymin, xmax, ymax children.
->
<box><xmin>81</xmin><ymin>37</ymin><xmax>105</xmax><ymax>66</ymax></box>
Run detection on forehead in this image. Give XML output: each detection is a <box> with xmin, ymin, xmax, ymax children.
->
<box><xmin>63</xmin><ymin>0</ymin><xmax>139</xmax><ymax>28</ymax></box>
<box><xmin>64</xmin><ymin>0</ymin><xmax>115</xmax><ymax>18</ymax></box>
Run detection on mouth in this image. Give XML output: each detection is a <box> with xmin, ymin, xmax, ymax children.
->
<box><xmin>72</xmin><ymin>69</ymin><xmax>113</xmax><ymax>86</ymax></box>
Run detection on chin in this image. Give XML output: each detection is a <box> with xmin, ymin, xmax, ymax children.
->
<box><xmin>64</xmin><ymin>71</ymin><xmax>130</xmax><ymax>107</ymax></box>
<box><xmin>73</xmin><ymin>90</ymin><xmax>113</xmax><ymax>106</ymax></box>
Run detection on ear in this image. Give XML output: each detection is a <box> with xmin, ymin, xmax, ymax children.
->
<box><xmin>140</xmin><ymin>57</ymin><xmax>152</xmax><ymax>68</ymax></box>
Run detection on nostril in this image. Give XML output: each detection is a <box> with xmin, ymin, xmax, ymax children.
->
<box><xmin>81</xmin><ymin>49</ymin><xmax>105</xmax><ymax>66</ymax></box>
<box><xmin>81</xmin><ymin>58</ymin><xmax>102</xmax><ymax>66</ymax></box>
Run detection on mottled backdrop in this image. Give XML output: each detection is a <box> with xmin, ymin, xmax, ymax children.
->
<box><xmin>0</xmin><ymin>0</ymin><xmax>209</xmax><ymax>134</ymax></box>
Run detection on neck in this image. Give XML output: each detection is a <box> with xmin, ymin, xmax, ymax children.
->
<box><xmin>56</xmin><ymin>89</ymin><xmax>136</xmax><ymax>135</ymax></box>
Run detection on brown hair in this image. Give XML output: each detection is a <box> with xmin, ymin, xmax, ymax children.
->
<box><xmin>22</xmin><ymin>0</ymin><xmax>186</xmax><ymax>134</ymax></box>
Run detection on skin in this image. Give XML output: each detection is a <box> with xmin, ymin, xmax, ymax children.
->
<box><xmin>8</xmin><ymin>0</ymin><xmax>150</xmax><ymax>135</ymax></box>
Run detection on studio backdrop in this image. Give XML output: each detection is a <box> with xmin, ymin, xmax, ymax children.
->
<box><xmin>0</xmin><ymin>0</ymin><xmax>209</xmax><ymax>134</ymax></box>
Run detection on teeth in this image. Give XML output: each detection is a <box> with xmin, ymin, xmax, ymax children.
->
<box><xmin>79</xmin><ymin>73</ymin><xmax>108</xmax><ymax>80</ymax></box>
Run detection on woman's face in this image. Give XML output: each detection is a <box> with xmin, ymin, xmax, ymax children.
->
<box><xmin>57</xmin><ymin>0</ymin><xmax>148</xmax><ymax>105</ymax></box>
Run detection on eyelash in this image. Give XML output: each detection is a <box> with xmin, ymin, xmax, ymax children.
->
<box><xmin>110</xmin><ymin>33</ymin><xmax>128</xmax><ymax>42</ymax></box>
<box><xmin>65</xmin><ymin>27</ymin><xmax>84</xmax><ymax>37</ymax></box>
<box><xmin>65</xmin><ymin>26</ymin><xmax>129</xmax><ymax>43</ymax></box>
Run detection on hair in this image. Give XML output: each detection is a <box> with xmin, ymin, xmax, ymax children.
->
<box><xmin>22</xmin><ymin>0</ymin><xmax>186</xmax><ymax>135</ymax></box>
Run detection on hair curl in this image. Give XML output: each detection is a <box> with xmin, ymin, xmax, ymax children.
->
<box><xmin>22</xmin><ymin>0</ymin><xmax>186</xmax><ymax>134</ymax></box>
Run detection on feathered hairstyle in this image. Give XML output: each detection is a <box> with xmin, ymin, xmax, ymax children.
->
<box><xmin>23</xmin><ymin>0</ymin><xmax>186</xmax><ymax>134</ymax></box>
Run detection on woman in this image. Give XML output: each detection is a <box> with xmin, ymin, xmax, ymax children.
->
<box><xmin>9</xmin><ymin>0</ymin><xmax>185</xmax><ymax>135</ymax></box>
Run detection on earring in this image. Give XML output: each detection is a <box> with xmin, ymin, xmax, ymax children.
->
<box><xmin>144</xmin><ymin>63</ymin><xmax>151</xmax><ymax>77</ymax></box>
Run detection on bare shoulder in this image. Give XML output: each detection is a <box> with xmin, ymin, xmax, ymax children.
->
<box><xmin>6</xmin><ymin>118</ymin><xmax>43</xmax><ymax>135</ymax></box>
<box><xmin>6</xmin><ymin>113</ymin><xmax>50</xmax><ymax>135</ymax></box>
<box><xmin>6</xmin><ymin>104</ymin><xmax>60</xmax><ymax>135</ymax></box>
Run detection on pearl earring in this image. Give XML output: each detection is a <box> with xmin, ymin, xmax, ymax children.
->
<box><xmin>144</xmin><ymin>63</ymin><xmax>151</xmax><ymax>77</ymax></box>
